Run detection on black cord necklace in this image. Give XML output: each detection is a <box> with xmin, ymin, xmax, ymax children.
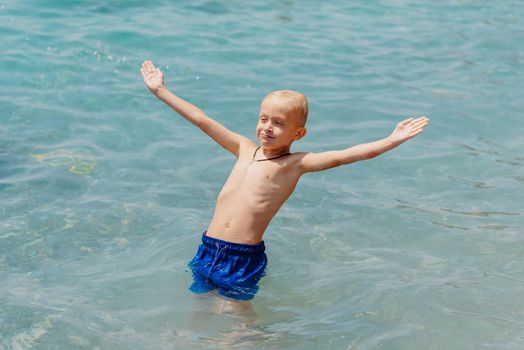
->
<box><xmin>252</xmin><ymin>146</ymin><xmax>291</xmax><ymax>162</ymax></box>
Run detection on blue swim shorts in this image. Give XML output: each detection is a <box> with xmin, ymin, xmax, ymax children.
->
<box><xmin>188</xmin><ymin>232</ymin><xmax>267</xmax><ymax>301</ymax></box>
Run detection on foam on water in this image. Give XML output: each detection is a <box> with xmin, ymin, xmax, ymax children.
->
<box><xmin>1</xmin><ymin>0</ymin><xmax>524</xmax><ymax>349</ymax></box>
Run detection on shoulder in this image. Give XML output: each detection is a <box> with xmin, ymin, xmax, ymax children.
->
<box><xmin>284</xmin><ymin>151</ymin><xmax>310</xmax><ymax>174</ymax></box>
<box><xmin>237</xmin><ymin>137</ymin><xmax>257</xmax><ymax>158</ymax></box>
<box><xmin>293</xmin><ymin>150</ymin><xmax>345</xmax><ymax>173</ymax></box>
<box><xmin>292</xmin><ymin>151</ymin><xmax>309</xmax><ymax>158</ymax></box>
<box><xmin>290</xmin><ymin>151</ymin><xmax>312</xmax><ymax>162</ymax></box>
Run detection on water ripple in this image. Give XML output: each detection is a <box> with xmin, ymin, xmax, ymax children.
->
<box><xmin>2</xmin><ymin>0</ymin><xmax>524</xmax><ymax>349</ymax></box>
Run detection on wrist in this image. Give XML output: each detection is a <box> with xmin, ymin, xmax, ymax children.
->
<box><xmin>152</xmin><ymin>84</ymin><xmax>168</xmax><ymax>97</ymax></box>
<box><xmin>385</xmin><ymin>135</ymin><xmax>401</xmax><ymax>149</ymax></box>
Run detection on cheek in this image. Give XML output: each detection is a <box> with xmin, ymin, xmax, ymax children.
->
<box><xmin>283</xmin><ymin>127</ymin><xmax>295</xmax><ymax>136</ymax></box>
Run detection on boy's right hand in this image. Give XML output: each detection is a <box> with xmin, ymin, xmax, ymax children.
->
<box><xmin>141</xmin><ymin>60</ymin><xmax>164</xmax><ymax>94</ymax></box>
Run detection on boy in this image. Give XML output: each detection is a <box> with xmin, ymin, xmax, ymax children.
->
<box><xmin>141</xmin><ymin>60</ymin><xmax>429</xmax><ymax>302</ymax></box>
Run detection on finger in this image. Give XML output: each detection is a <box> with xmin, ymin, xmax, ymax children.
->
<box><xmin>409</xmin><ymin>128</ymin><xmax>424</xmax><ymax>138</ymax></box>
<box><xmin>415</xmin><ymin>116</ymin><xmax>430</xmax><ymax>124</ymax></box>
<box><xmin>410</xmin><ymin>123</ymin><xmax>428</xmax><ymax>132</ymax></box>
<box><xmin>408</xmin><ymin>119</ymin><xmax>429</xmax><ymax>128</ymax></box>
<box><xmin>408</xmin><ymin>124</ymin><xmax>428</xmax><ymax>133</ymax></box>
<box><xmin>146</xmin><ymin>60</ymin><xmax>156</xmax><ymax>72</ymax></box>
<box><xmin>142</xmin><ymin>62</ymin><xmax>152</xmax><ymax>74</ymax></box>
<box><xmin>142</xmin><ymin>61</ymin><xmax>150</xmax><ymax>73</ymax></box>
<box><xmin>399</xmin><ymin>118</ymin><xmax>415</xmax><ymax>126</ymax></box>
<box><xmin>141</xmin><ymin>68</ymin><xmax>151</xmax><ymax>80</ymax></box>
<box><xmin>142</xmin><ymin>61</ymin><xmax>152</xmax><ymax>72</ymax></box>
<box><xmin>408</xmin><ymin>116</ymin><xmax>428</xmax><ymax>124</ymax></box>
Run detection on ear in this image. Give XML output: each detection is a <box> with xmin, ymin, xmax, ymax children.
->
<box><xmin>293</xmin><ymin>127</ymin><xmax>307</xmax><ymax>140</ymax></box>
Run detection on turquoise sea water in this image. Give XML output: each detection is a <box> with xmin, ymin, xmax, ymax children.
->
<box><xmin>1</xmin><ymin>0</ymin><xmax>524</xmax><ymax>349</ymax></box>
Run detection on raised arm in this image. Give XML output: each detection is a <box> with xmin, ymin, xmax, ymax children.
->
<box><xmin>141</xmin><ymin>60</ymin><xmax>250</xmax><ymax>157</ymax></box>
<box><xmin>299</xmin><ymin>117</ymin><xmax>429</xmax><ymax>173</ymax></box>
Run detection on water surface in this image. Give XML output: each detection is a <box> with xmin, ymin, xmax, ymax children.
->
<box><xmin>1</xmin><ymin>1</ymin><xmax>523</xmax><ymax>349</ymax></box>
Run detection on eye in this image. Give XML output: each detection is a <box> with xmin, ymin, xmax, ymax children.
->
<box><xmin>275</xmin><ymin>120</ymin><xmax>283</xmax><ymax>126</ymax></box>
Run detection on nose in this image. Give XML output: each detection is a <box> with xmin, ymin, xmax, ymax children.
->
<box><xmin>263</xmin><ymin>122</ymin><xmax>273</xmax><ymax>133</ymax></box>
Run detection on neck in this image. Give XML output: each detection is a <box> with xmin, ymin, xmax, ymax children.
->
<box><xmin>251</xmin><ymin>145</ymin><xmax>292</xmax><ymax>163</ymax></box>
<box><xmin>260</xmin><ymin>146</ymin><xmax>291</xmax><ymax>158</ymax></box>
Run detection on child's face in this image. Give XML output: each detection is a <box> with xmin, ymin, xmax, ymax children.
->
<box><xmin>256</xmin><ymin>96</ymin><xmax>305</xmax><ymax>149</ymax></box>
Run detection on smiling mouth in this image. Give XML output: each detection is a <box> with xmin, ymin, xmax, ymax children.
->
<box><xmin>261</xmin><ymin>133</ymin><xmax>274</xmax><ymax>139</ymax></box>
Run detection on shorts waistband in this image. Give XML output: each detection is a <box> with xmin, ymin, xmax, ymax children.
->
<box><xmin>201</xmin><ymin>232</ymin><xmax>265</xmax><ymax>254</ymax></box>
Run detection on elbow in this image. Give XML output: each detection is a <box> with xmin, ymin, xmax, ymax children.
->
<box><xmin>193</xmin><ymin>113</ymin><xmax>209</xmax><ymax>128</ymax></box>
<box><xmin>334</xmin><ymin>158</ymin><xmax>345</xmax><ymax>167</ymax></box>
<box><xmin>338</xmin><ymin>154</ymin><xmax>371</xmax><ymax>166</ymax></box>
<box><xmin>365</xmin><ymin>151</ymin><xmax>382</xmax><ymax>160</ymax></box>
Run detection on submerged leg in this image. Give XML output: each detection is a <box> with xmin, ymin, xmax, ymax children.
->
<box><xmin>202</xmin><ymin>294</ymin><xmax>265</xmax><ymax>347</ymax></box>
<box><xmin>212</xmin><ymin>294</ymin><xmax>256</xmax><ymax>322</ymax></box>
<box><xmin>186</xmin><ymin>292</ymin><xmax>215</xmax><ymax>331</ymax></box>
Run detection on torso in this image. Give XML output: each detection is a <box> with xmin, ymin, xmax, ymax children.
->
<box><xmin>206</xmin><ymin>141</ymin><xmax>303</xmax><ymax>244</ymax></box>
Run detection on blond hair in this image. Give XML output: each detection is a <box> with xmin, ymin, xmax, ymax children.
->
<box><xmin>263</xmin><ymin>90</ymin><xmax>308</xmax><ymax>127</ymax></box>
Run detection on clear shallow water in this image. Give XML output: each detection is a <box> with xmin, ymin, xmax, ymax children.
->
<box><xmin>1</xmin><ymin>0</ymin><xmax>523</xmax><ymax>349</ymax></box>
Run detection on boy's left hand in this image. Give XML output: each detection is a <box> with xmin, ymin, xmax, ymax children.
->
<box><xmin>388</xmin><ymin>116</ymin><xmax>429</xmax><ymax>145</ymax></box>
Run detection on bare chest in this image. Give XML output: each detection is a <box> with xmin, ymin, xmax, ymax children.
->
<box><xmin>219</xmin><ymin>158</ymin><xmax>300</xmax><ymax>204</ymax></box>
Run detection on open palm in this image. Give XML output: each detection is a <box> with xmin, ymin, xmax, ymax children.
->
<box><xmin>389</xmin><ymin>116</ymin><xmax>430</xmax><ymax>144</ymax></box>
<box><xmin>141</xmin><ymin>60</ymin><xmax>164</xmax><ymax>93</ymax></box>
